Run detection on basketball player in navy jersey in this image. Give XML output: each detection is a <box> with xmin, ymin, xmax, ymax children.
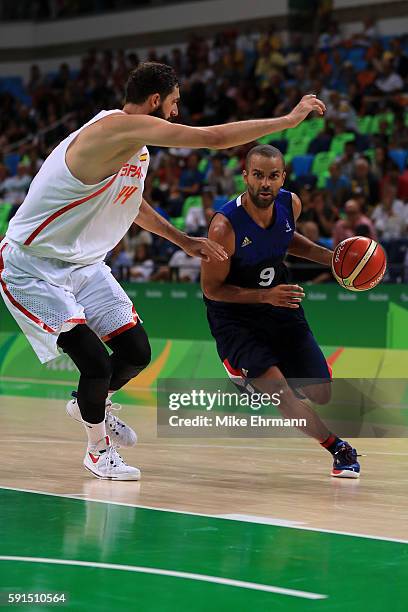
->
<box><xmin>202</xmin><ymin>145</ymin><xmax>360</xmax><ymax>478</ymax></box>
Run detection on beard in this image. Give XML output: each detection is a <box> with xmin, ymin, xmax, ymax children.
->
<box><xmin>247</xmin><ymin>185</ymin><xmax>276</xmax><ymax>209</ymax></box>
<box><xmin>149</xmin><ymin>105</ymin><xmax>169</xmax><ymax>120</ymax></box>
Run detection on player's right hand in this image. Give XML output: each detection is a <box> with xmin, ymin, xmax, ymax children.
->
<box><xmin>287</xmin><ymin>95</ymin><xmax>326</xmax><ymax>128</ymax></box>
<box><xmin>263</xmin><ymin>284</ymin><xmax>305</xmax><ymax>308</ymax></box>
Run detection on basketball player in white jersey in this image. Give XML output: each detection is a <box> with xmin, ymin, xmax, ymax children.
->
<box><xmin>0</xmin><ymin>63</ymin><xmax>325</xmax><ymax>480</ymax></box>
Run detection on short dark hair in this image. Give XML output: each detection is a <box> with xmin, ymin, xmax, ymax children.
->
<box><xmin>125</xmin><ymin>62</ymin><xmax>178</xmax><ymax>104</ymax></box>
<box><xmin>245</xmin><ymin>144</ymin><xmax>285</xmax><ymax>170</ymax></box>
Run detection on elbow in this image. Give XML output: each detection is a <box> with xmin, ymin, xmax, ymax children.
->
<box><xmin>201</xmin><ymin>282</ymin><xmax>219</xmax><ymax>301</ymax></box>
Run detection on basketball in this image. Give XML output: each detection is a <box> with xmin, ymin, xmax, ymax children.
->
<box><xmin>332</xmin><ymin>236</ymin><xmax>387</xmax><ymax>291</ymax></box>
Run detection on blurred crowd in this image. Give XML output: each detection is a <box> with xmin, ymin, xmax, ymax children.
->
<box><xmin>0</xmin><ymin>1</ymin><xmax>170</xmax><ymax>21</ymax></box>
<box><xmin>1</xmin><ymin>17</ymin><xmax>408</xmax><ymax>284</ymax></box>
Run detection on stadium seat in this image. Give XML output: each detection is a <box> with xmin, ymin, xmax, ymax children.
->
<box><xmin>307</xmin><ymin>117</ymin><xmax>325</xmax><ymax>137</ymax></box>
<box><xmin>198</xmin><ymin>158</ymin><xmax>209</xmax><ymax>176</ymax></box>
<box><xmin>291</xmin><ymin>155</ymin><xmax>314</xmax><ymax>177</ymax></box>
<box><xmin>285</xmin><ymin>122</ymin><xmax>309</xmax><ymax>141</ymax></box>
<box><xmin>329</xmin><ymin>133</ymin><xmax>355</xmax><ymax>156</ymax></box>
<box><xmin>370</xmin><ymin>113</ymin><xmax>393</xmax><ymax>134</ymax></box>
<box><xmin>363</xmin><ymin>149</ymin><xmax>375</xmax><ymax>162</ymax></box>
<box><xmin>357</xmin><ymin>116</ymin><xmax>372</xmax><ymax>134</ymax></box>
<box><xmin>226</xmin><ymin>156</ymin><xmax>239</xmax><ymax>170</ymax></box>
<box><xmin>4</xmin><ymin>152</ymin><xmax>20</xmax><ymax>176</ymax></box>
<box><xmin>234</xmin><ymin>175</ymin><xmax>246</xmax><ymax>193</ymax></box>
<box><xmin>389</xmin><ymin>150</ymin><xmax>408</xmax><ymax>172</ymax></box>
<box><xmin>346</xmin><ymin>47</ymin><xmax>366</xmax><ymax>64</ymax></box>
<box><xmin>285</xmin><ymin>137</ymin><xmax>312</xmax><ymax>162</ymax></box>
<box><xmin>0</xmin><ymin>203</ymin><xmax>12</xmax><ymax>236</ymax></box>
<box><xmin>0</xmin><ymin>76</ymin><xmax>31</xmax><ymax>105</ymax></box>
<box><xmin>170</xmin><ymin>216</ymin><xmax>185</xmax><ymax>231</ymax></box>
<box><xmin>213</xmin><ymin>195</ymin><xmax>229</xmax><ymax>210</ymax></box>
<box><xmin>258</xmin><ymin>131</ymin><xmax>285</xmax><ymax>144</ymax></box>
<box><xmin>182</xmin><ymin>195</ymin><xmax>203</xmax><ymax>218</ymax></box>
<box><xmin>312</xmin><ymin>151</ymin><xmax>336</xmax><ymax>187</ymax></box>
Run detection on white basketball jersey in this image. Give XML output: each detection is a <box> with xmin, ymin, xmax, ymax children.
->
<box><xmin>6</xmin><ymin>109</ymin><xmax>149</xmax><ymax>265</ymax></box>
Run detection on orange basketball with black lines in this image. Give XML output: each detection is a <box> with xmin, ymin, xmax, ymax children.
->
<box><xmin>332</xmin><ymin>236</ymin><xmax>387</xmax><ymax>291</ymax></box>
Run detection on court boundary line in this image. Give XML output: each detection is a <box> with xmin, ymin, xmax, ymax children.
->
<box><xmin>0</xmin><ymin>555</ymin><xmax>327</xmax><ymax>600</ymax></box>
<box><xmin>1</xmin><ymin>485</ymin><xmax>408</xmax><ymax>545</ymax></box>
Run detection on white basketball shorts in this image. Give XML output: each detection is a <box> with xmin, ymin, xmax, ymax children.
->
<box><xmin>0</xmin><ymin>240</ymin><xmax>139</xmax><ymax>363</ymax></box>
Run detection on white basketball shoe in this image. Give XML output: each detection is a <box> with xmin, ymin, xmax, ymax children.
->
<box><xmin>66</xmin><ymin>391</ymin><xmax>137</xmax><ymax>447</ymax></box>
<box><xmin>84</xmin><ymin>435</ymin><xmax>140</xmax><ymax>481</ymax></box>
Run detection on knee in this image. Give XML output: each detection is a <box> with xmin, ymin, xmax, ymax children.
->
<box><xmin>58</xmin><ymin>326</ymin><xmax>112</xmax><ymax>380</ymax></box>
<box><xmin>90</xmin><ymin>352</ymin><xmax>113</xmax><ymax>380</ymax></box>
<box><xmin>133</xmin><ymin>335</ymin><xmax>151</xmax><ymax>368</ymax></box>
<box><xmin>303</xmin><ymin>383</ymin><xmax>332</xmax><ymax>405</ymax></box>
<box><xmin>107</xmin><ymin>326</ymin><xmax>152</xmax><ymax>369</ymax></box>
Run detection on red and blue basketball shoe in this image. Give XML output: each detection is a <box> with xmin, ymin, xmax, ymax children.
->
<box><xmin>331</xmin><ymin>440</ymin><xmax>360</xmax><ymax>478</ymax></box>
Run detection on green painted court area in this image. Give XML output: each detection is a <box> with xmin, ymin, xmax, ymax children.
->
<box><xmin>1</xmin><ymin>489</ymin><xmax>407</xmax><ymax>611</ymax></box>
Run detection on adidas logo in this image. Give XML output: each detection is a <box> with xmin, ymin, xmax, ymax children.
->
<box><xmin>241</xmin><ymin>236</ymin><xmax>252</xmax><ymax>247</ymax></box>
<box><xmin>285</xmin><ymin>219</ymin><xmax>292</xmax><ymax>233</ymax></box>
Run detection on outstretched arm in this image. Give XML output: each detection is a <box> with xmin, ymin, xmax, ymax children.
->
<box><xmin>135</xmin><ymin>198</ymin><xmax>228</xmax><ymax>262</ymax></box>
<box><xmin>106</xmin><ymin>95</ymin><xmax>326</xmax><ymax>151</ymax></box>
<box><xmin>287</xmin><ymin>193</ymin><xmax>333</xmax><ymax>266</ymax></box>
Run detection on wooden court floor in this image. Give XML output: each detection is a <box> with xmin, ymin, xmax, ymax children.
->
<box><xmin>1</xmin><ymin>394</ymin><xmax>408</xmax><ymax>611</ymax></box>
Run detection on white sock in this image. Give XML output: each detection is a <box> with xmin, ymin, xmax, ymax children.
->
<box><xmin>83</xmin><ymin>420</ymin><xmax>107</xmax><ymax>448</ymax></box>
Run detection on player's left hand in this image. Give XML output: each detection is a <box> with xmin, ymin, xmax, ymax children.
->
<box><xmin>182</xmin><ymin>236</ymin><xmax>229</xmax><ymax>262</ymax></box>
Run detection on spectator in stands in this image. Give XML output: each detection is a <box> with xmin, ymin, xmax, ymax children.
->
<box><xmin>0</xmin><ymin>164</ymin><xmax>9</xmax><ymax>196</ymax></box>
<box><xmin>0</xmin><ymin>16</ymin><xmax>406</xmax><ymax>284</ymax></box>
<box><xmin>326</xmin><ymin>91</ymin><xmax>357</xmax><ymax>132</ymax></box>
<box><xmin>179</xmin><ymin>153</ymin><xmax>203</xmax><ymax>197</ymax></box>
<box><xmin>326</xmin><ymin>161</ymin><xmax>351</xmax><ymax>207</ymax></box>
<box><xmin>152</xmin><ymin>249</ymin><xmax>201</xmax><ymax>283</ymax></box>
<box><xmin>27</xmin><ymin>64</ymin><xmax>44</xmax><ymax>95</ymax></box>
<box><xmin>390</xmin><ymin>38</ymin><xmax>408</xmax><ymax>80</ymax></box>
<box><xmin>1</xmin><ymin>162</ymin><xmax>32</xmax><ymax>215</ymax></box>
<box><xmin>371</xmin><ymin>145</ymin><xmax>391</xmax><ymax>180</ymax></box>
<box><xmin>164</xmin><ymin>182</ymin><xmax>184</xmax><ymax>218</ymax></box>
<box><xmin>123</xmin><ymin>225</ymin><xmax>153</xmax><ymax>257</ymax></box>
<box><xmin>106</xmin><ymin>240</ymin><xmax>133</xmax><ymax>281</ymax></box>
<box><xmin>332</xmin><ymin>198</ymin><xmax>377</xmax><ymax>246</ymax></box>
<box><xmin>290</xmin><ymin>221</ymin><xmax>332</xmax><ymax>284</ymax></box>
<box><xmin>379</xmin><ymin>160</ymin><xmax>402</xmax><ymax>200</ymax></box>
<box><xmin>351</xmin><ymin>157</ymin><xmax>380</xmax><ymax>206</ymax></box>
<box><xmin>185</xmin><ymin>188</ymin><xmax>215</xmax><ymax>235</ymax></box>
<box><xmin>298</xmin><ymin>190</ymin><xmax>337</xmax><ymax>238</ymax></box>
<box><xmin>308</xmin><ymin>122</ymin><xmax>333</xmax><ymax>154</ymax></box>
<box><xmin>205</xmin><ymin>154</ymin><xmax>235</xmax><ymax>195</ymax></box>
<box><xmin>351</xmin><ymin>17</ymin><xmax>379</xmax><ymax>47</ymax></box>
<box><xmin>337</xmin><ymin>140</ymin><xmax>358</xmax><ymax>179</ymax></box>
<box><xmin>398</xmin><ymin>167</ymin><xmax>408</xmax><ymax>203</ymax></box>
<box><xmin>130</xmin><ymin>244</ymin><xmax>154</xmax><ymax>282</ymax></box>
<box><xmin>390</xmin><ymin>115</ymin><xmax>408</xmax><ymax>151</ymax></box>
<box><xmin>371</xmin><ymin>184</ymin><xmax>407</xmax><ymax>240</ymax></box>
<box><xmin>375</xmin><ymin>55</ymin><xmax>404</xmax><ymax>94</ymax></box>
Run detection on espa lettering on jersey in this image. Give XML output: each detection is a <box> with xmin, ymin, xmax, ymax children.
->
<box><xmin>120</xmin><ymin>163</ymin><xmax>144</xmax><ymax>179</ymax></box>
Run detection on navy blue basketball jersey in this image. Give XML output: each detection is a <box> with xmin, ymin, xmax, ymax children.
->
<box><xmin>212</xmin><ymin>188</ymin><xmax>295</xmax><ymax>291</ymax></box>
<box><xmin>204</xmin><ymin>189</ymin><xmax>326</xmax><ymax>378</ymax></box>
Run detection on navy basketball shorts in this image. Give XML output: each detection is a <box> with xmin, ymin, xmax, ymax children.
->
<box><xmin>206</xmin><ymin>306</ymin><xmax>331</xmax><ymax>383</ymax></box>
